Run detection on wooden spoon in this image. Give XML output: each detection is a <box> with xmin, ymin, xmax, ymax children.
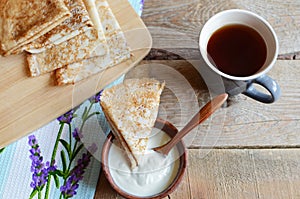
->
<box><xmin>153</xmin><ymin>93</ymin><xmax>228</xmax><ymax>155</ymax></box>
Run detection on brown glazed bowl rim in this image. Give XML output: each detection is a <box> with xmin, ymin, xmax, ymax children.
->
<box><xmin>101</xmin><ymin>118</ymin><xmax>188</xmax><ymax>199</ymax></box>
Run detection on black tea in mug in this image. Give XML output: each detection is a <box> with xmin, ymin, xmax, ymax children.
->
<box><xmin>207</xmin><ymin>24</ymin><xmax>267</xmax><ymax>77</ymax></box>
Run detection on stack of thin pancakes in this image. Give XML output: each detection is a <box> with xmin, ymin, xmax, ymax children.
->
<box><xmin>0</xmin><ymin>0</ymin><xmax>131</xmax><ymax>85</ymax></box>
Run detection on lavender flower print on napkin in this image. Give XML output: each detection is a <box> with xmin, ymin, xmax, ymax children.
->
<box><xmin>27</xmin><ymin>91</ymin><xmax>101</xmax><ymax>199</ymax></box>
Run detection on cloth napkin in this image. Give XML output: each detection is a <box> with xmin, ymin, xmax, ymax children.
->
<box><xmin>0</xmin><ymin>1</ymin><xmax>143</xmax><ymax>198</ymax></box>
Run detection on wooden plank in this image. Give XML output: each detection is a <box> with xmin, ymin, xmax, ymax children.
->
<box><xmin>142</xmin><ymin>0</ymin><xmax>300</xmax><ymax>56</ymax></box>
<box><xmin>0</xmin><ymin>0</ymin><xmax>152</xmax><ymax>148</ymax></box>
<box><xmin>125</xmin><ymin>60</ymin><xmax>300</xmax><ymax>148</ymax></box>
<box><xmin>95</xmin><ymin>149</ymin><xmax>300</xmax><ymax>198</ymax></box>
<box><xmin>191</xmin><ymin>59</ymin><xmax>300</xmax><ymax>148</ymax></box>
<box><xmin>187</xmin><ymin>149</ymin><xmax>300</xmax><ymax>199</ymax></box>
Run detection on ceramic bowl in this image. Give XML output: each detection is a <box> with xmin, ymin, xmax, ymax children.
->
<box><xmin>101</xmin><ymin>118</ymin><xmax>187</xmax><ymax>199</ymax></box>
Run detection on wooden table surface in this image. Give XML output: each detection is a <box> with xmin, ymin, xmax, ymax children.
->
<box><xmin>95</xmin><ymin>0</ymin><xmax>300</xmax><ymax>198</ymax></box>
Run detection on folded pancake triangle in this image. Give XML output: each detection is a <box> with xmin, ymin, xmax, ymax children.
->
<box><xmin>100</xmin><ymin>78</ymin><xmax>165</xmax><ymax>168</ymax></box>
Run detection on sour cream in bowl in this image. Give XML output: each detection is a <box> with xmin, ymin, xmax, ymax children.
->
<box><xmin>101</xmin><ymin>118</ymin><xmax>187</xmax><ymax>199</ymax></box>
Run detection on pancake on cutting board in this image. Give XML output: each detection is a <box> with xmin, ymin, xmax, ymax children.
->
<box><xmin>27</xmin><ymin>26</ymin><xmax>108</xmax><ymax>76</ymax></box>
<box><xmin>26</xmin><ymin>0</ymin><xmax>114</xmax><ymax>76</ymax></box>
<box><xmin>23</xmin><ymin>0</ymin><xmax>94</xmax><ymax>53</ymax></box>
<box><xmin>55</xmin><ymin>0</ymin><xmax>131</xmax><ymax>85</ymax></box>
<box><xmin>0</xmin><ymin>0</ymin><xmax>71</xmax><ymax>56</ymax></box>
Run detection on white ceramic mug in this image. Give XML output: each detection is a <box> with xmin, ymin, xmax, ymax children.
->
<box><xmin>199</xmin><ymin>9</ymin><xmax>281</xmax><ymax>103</ymax></box>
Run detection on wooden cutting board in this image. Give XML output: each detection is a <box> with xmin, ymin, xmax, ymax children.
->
<box><xmin>0</xmin><ymin>0</ymin><xmax>152</xmax><ymax>148</ymax></box>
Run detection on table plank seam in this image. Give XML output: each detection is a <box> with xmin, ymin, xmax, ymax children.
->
<box><xmin>221</xmin><ymin>118</ymin><xmax>300</xmax><ymax>127</ymax></box>
<box><xmin>144</xmin><ymin>48</ymin><xmax>300</xmax><ymax>60</ymax></box>
<box><xmin>188</xmin><ymin>146</ymin><xmax>300</xmax><ymax>149</ymax></box>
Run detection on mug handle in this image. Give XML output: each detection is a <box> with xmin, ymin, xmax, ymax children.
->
<box><xmin>243</xmin><ymin>74</ymin><xmax>281</xmax><ymax>103</ymax></box>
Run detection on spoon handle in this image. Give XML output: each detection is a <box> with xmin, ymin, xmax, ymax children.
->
<box><xmin>154</xmin><ymin>93</ymin><xmax>228</xmax><ymax>155</ymax></box>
